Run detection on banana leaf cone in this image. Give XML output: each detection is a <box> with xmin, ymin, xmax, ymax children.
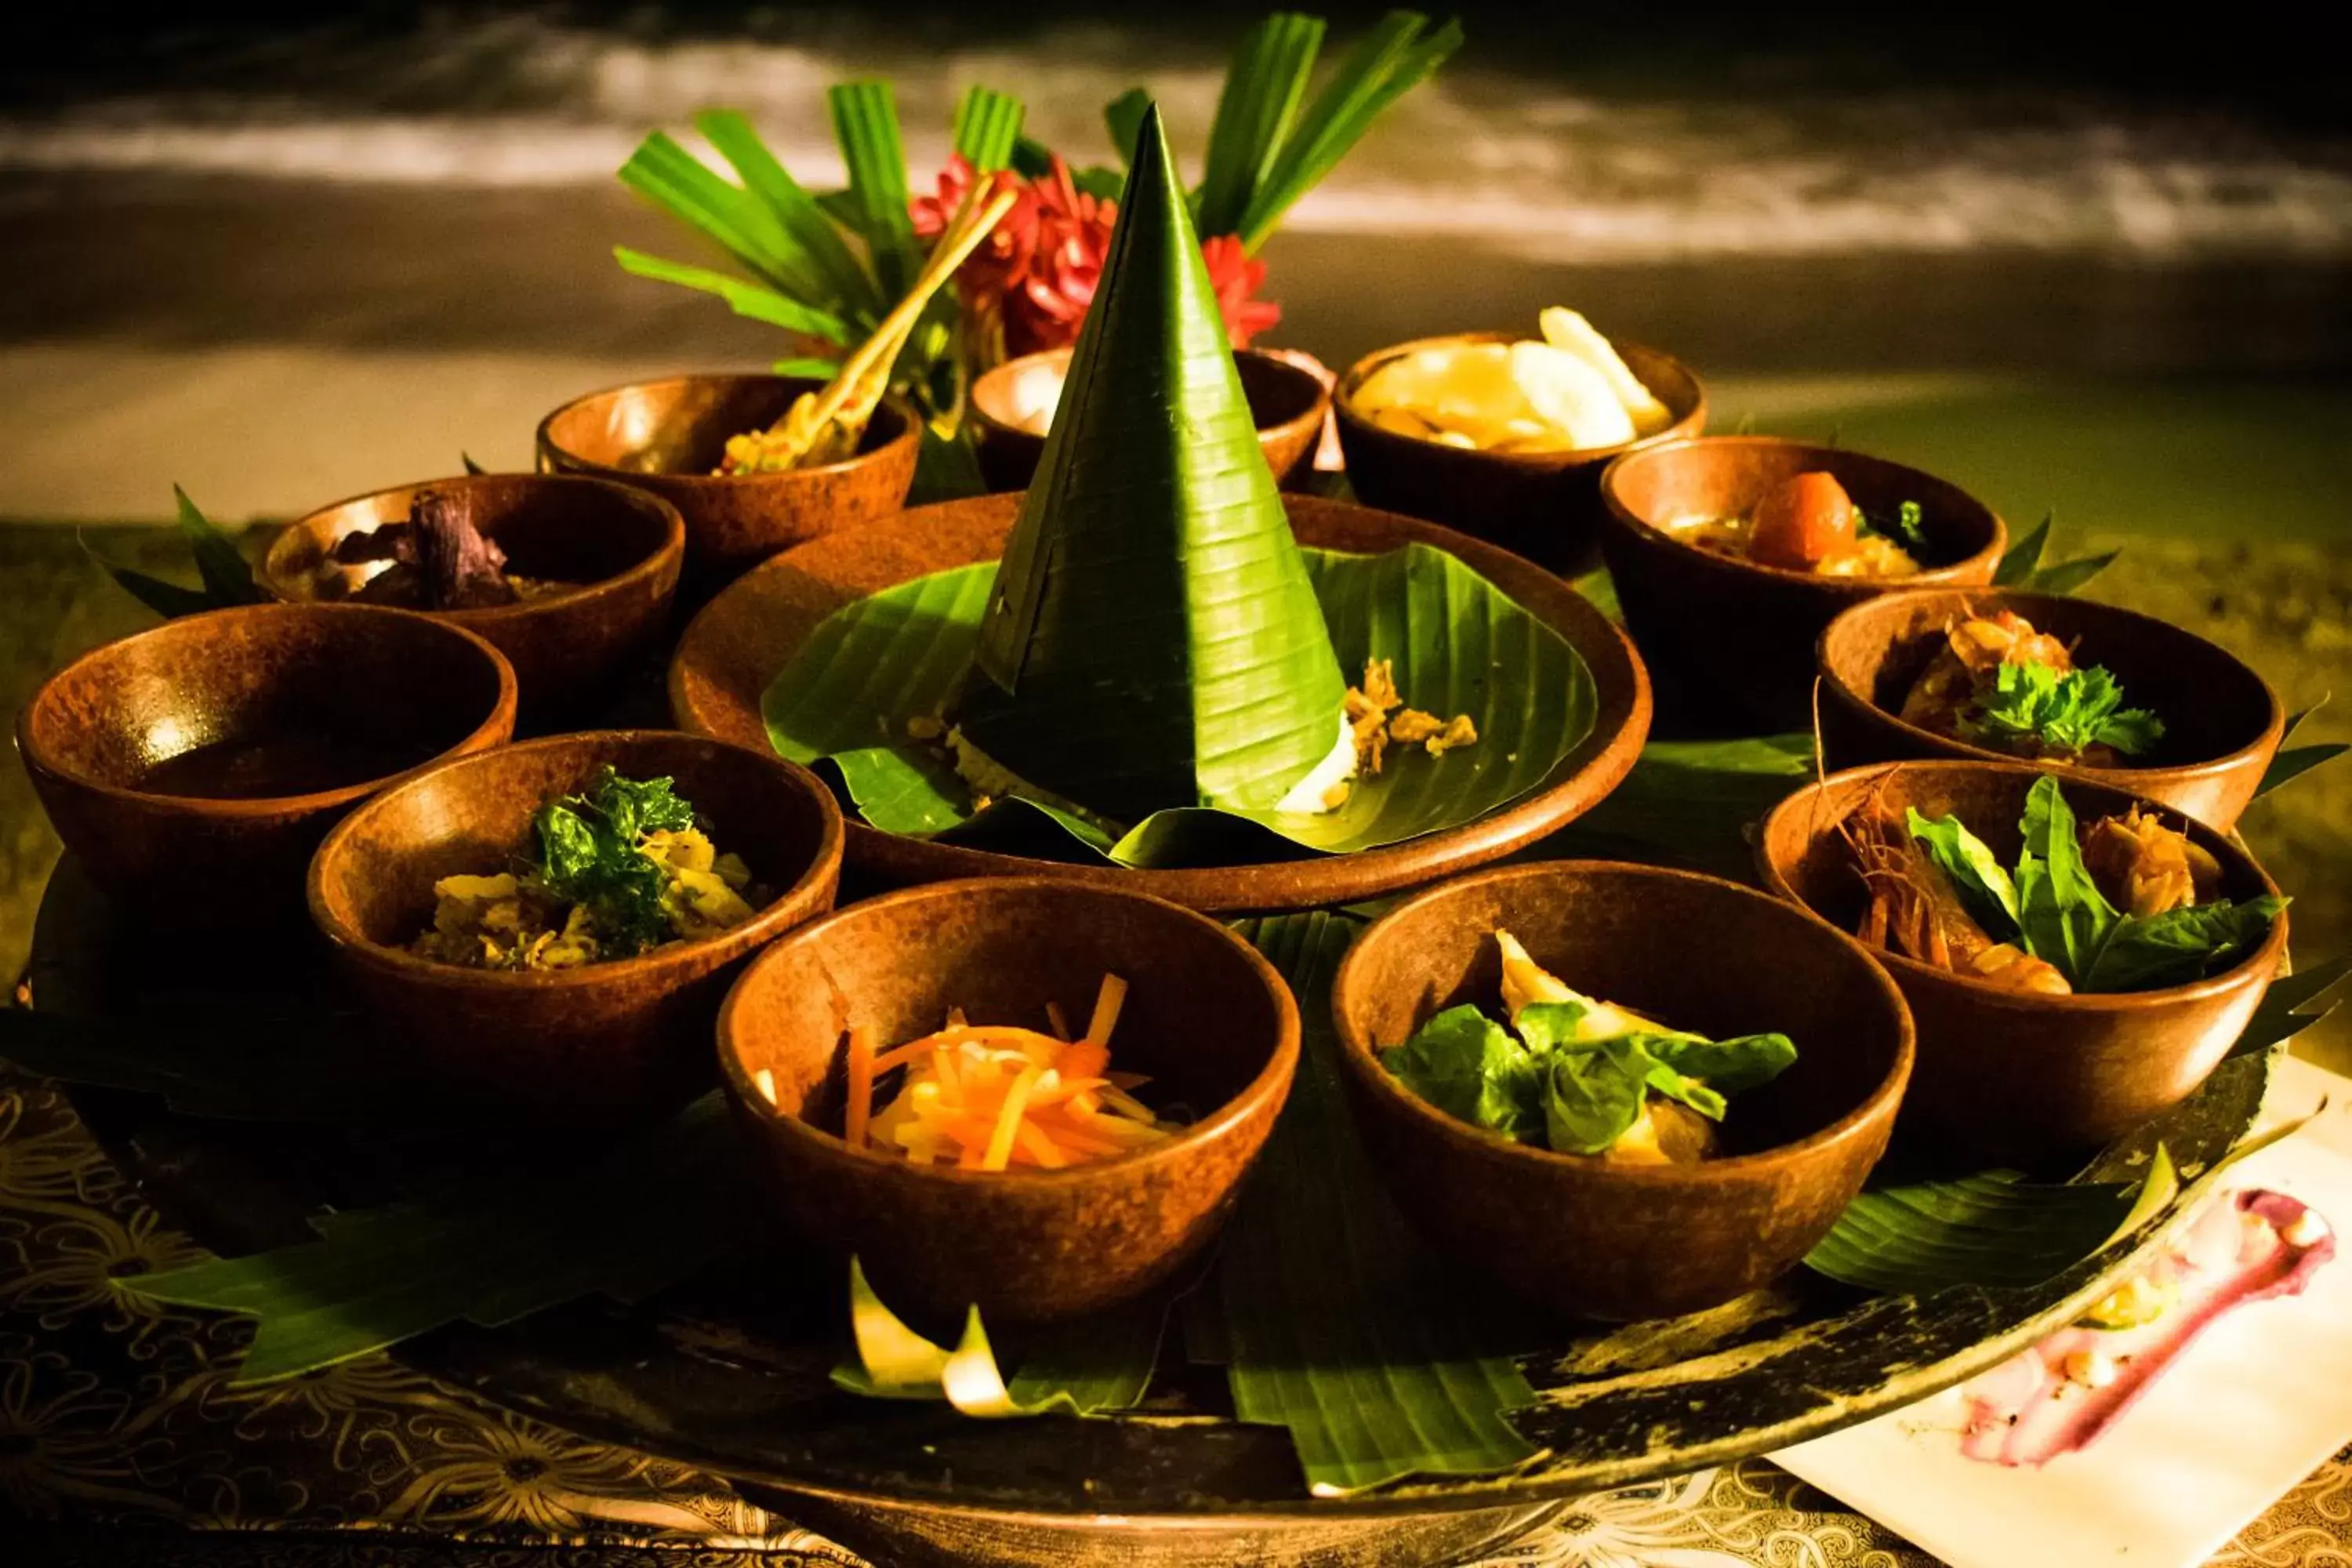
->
<box><xmin>953</xmin><ymin>103</ymin><xmax>1348</xmax><ymax>826</ymax></box>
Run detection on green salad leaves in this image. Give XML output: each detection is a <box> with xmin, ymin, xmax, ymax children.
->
<box><xmin>533</xmin><ymin>768</ymin><xmax>700</xmax><ymax>957</ymax></box>
<box><xmin>1907</xmin><ymin>775</ymin><xmax>2282</xmax><ymax>993</ymax></box>
<box><xmin>1385</xmin><ymin>993</ymin><xmax>1796</xmax><ymax>1157</ymax></box>
<box><xmin>1958</xmin><ymin>659</ymin><xmax>2164</xmax><ymax>759</ymax></box>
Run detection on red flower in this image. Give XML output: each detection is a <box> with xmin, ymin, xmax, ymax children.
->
<box><xmin>1199</xmin><ymin>233</ymin><xmax>1280</xmax><ymax>349</ymax></box>
<box><xmin>909</xmin><ymin>155</ymin><xmax>1280</xmax><ymax>360</ymax></box>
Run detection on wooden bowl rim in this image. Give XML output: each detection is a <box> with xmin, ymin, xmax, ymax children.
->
<box><xmin>715</xmin><ymin>876</ymin><xmax>1303</xmax><ymax>1188</ymax></box>
<box><xmin>305</xmin><ymin>728</ymin><xmax>845</xmax><ymax>994</ymax></box>
<box><xmin>533</xmin><ymin>372</ymin><xmax>924</xmax><ymax>488</ymax></box>
<box><xmin>1816</xmin><ymin>586</ymin><xmax>2288</xmax><ymax>788</ymax></box>
<box><xmin>1333</xmin><ymin>331</ymin><xmax>1708</xmax><ymax>466</ymax></box>
<box><xmin>663</xmin><ymin>490</ymin><xmax>1655</xmax><ymax>912</ymax></box>
<box><xmin>1599</xmin><ymin>434</ymin><xmax>2009</xmax><ymax>588</ymax></box>
<box><xmin>263</xmin><ymin>472</ymin><xmax>688</xmax><ymax>628</ymax></box>
<box><xmin>1755</xmin><ymin>760</ymin><xmax>2290</xmax><ymax>1011</ymax></box>
<box><xmin>16</xmin><ymin>602</ymin><xmax>519</xmax><ymax>818</ymax></box>
<box><xmin>1330</xmin><ymin>858</ymin><xmax>1915</xmax><ymax>1182</ymax></box>
<box><xmin>969</xmin><ymin>345</ymin><xmax>1331</xmax><ymax>448</ymax></box>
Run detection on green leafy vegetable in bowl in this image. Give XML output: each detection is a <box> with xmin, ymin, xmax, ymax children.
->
<box><xmin>413</xmin><ymin>768</ymin><xmax>765</xmax><ymax>971</ymax></box>
<box><xmin>1863</xmin><ymin>774</ymin><xmax>2282</xmax><ymax>994</ymax></box>
<box><xmin>1383</xmin><ymin>931</ymin><xmax>1797</xmax><ymax>1163</ymax></box>
<box><xmin>1900</xmin><ymin>608</ymin><xmax>2161</xmax><ymax>766</ymax></box>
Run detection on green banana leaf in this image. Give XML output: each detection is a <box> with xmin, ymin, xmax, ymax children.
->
<box><xmin>124</xmin><ymin>1093</ymin><xmax>753</xmax><ymax>1383</ymax></box>
<box><xmin>959</xmin><ymin>103</ymin><xmax>1347</xmax><ymax>824</ymax></box>
<box><xmin>1214</xmin><ymin>912</ymin><xmax>1542</xmax><ymax>1494</ymax></box>
<box><xmin>760</xmin><ymin>543</ymin><xmax>1593</xmax><ymax>869</ymax></box>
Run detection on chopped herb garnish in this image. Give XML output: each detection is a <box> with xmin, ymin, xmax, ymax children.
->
<box><xmin>532</xmin><ymin>767</ymin><xmax>700</xmax><ymax>957</ymax></box>
<box><xmin>1958</xmin><ymin>659</ymin><xmax>2165</xmax><ymax>759</ymax></box>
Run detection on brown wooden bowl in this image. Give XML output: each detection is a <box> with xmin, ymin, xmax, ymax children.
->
<box><xmin>969</xmin><ymin>346</ymin><xmax>1330</xmax><ymax>492</ymax></box>
<box><xmin>535</xmin><ymin>373</ymin><xmax>921</xmax><ymax>583</ymax></box>
<box><xmin>1334</xmin><ymin>333</ymin><xmax>1706</xmax><ymax>575</ymax></box>
<box><xmin>1816</xmin><ymin>588</ymin><xmax>2285</xmax><ymax>831</ymax></box>
<box><xmin>666</xmin><ymin>490</ymin><xmax>1652</xmax><ymax>914</ymax></box>
<box><xmin>1330</xmin><ymin>861</ymin><xmax>1912</xmax><ymax>1321</ymax></box>
<box><xmin>717</xmin><ymin>877</ymin><xmax>1298</xmax><ymax>1326</ymax></box>
<box><xmin>263</xmin><ymin>474</ymin><xmax>684</xmax><ymax>720</ymax></box>
<box><xmin>1756</xmin><ymin>760</ymin><xmax>2287</xmax><ymax>1161</ymax></box>
<box><xmin>307</xmin><ymin>730</ymin><xmax>844</xmax><ymax>1127</ymax></box>
<box><xmin>19</xmin><ymin>604</ymin><xmax>517</xmax><ymax>919</ymax></box>
<box><xmin>1599</xmin><ymin>437</ymin><xmax>2007</xmax><ymax>731</ymax></box>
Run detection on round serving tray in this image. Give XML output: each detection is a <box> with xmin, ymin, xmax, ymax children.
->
<box><xmin>27</xmin><ymin>855</ymin><xmax>2272</xmax><ymax>1568</ymax></box>
<box><xmin>666</xmin><ymin>490</ymin><xmax>1653</xmax><ymax>914</ymax></box>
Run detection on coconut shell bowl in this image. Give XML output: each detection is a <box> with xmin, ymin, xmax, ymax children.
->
<box><xmin>307</xmin><ymin>731</ymin><xmax>843</xmax><ymax>1127</ymax></box>
<box><xmin>666</xmin><ymin>489</ymin><xmax>1652</xmax><ymax>914</ymax></box>
<box><xmin>1817</xmin><ymin>587</ymin><xmax>2285</xmax><ymax>831</ymax></box>
<box><xmin>1599</xmin><ymin>437</ymin><xmax>2007</xmax><ymax>731</ymax></box>
<box><xmin>969</xmin><ymin>346</ymin><xmax>1330</xmax><ymax>493</ymax></box>
<box><xmin>717</xmin><ymin>877</ymin><xmax>1298</xmax><ymax>1326</ymax></box>
<box><xmin>19</xmin><ymin>603</ymin><xmax>517</xmax><ymax>920</ymax></box>
<box><xmin>1334</xmin><ymin>332</ymin><xmax>1706</xmax><ymax>575</ymax></box>
<box><xmin>263</xmin><ymin>473</ymin><xmax>685</xmax><ymax>720</ymax></box>
<box><xmin>1330</xmin><ymin>862</ymin><xmax>1913</xmax><ymax>1322</ymax></box>
<box><xmin>535</xmin><ymin>373</ymin><xmax>922</xmax><ymax>585</ymax></box>
<box><xmin>1758</xmin><ymin>760</ymin><xmax>2286</xmax><ymax>1162</ymax></box>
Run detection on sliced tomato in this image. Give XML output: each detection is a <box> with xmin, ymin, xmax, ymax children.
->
<box><xmin>1748</xmin><ymin>470</ymin><xmax>1857</xmax><ymax>569</ymax></box>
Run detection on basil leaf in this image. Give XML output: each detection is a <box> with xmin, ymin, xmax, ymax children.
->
<box><xmin>2014</xmin><ymin>775</ymin><xmax>2120</xmax><ymax>985</ymax></box>
<box><xmin>1382</xmin><ymin>1005</ymin><xmax>1541</xmax><ymax>1139</ymax></box>
<box><xmin>1904</xmin><ymin>806</ymin><xmax>2022</xmax><ymax>936</ymax></box>
<box><xmin>1646</xmin><ymin>1031</ymin><xmax>1799</xmax><ymax>1098</ymax></box>
<box><xmin>2084</xmin><ymin>896</ymin><xmax>2288</xmax><ymax>993</ymax></box>
<box><xmin>1539</xmin><ymin>1039</ymin><xmax>1650</xmax><ymax>1156</ymax></box>
<box><xmin>1512</xmin><ymin>999</ymin><xmax>1609</xmax><ymax>1052</ymax></box>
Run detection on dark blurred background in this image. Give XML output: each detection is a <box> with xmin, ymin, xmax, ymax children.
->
<box><xmin>5</xmin><ymin>4</ymin><xmax>2348</xmax><ymax>1061</ymax></box>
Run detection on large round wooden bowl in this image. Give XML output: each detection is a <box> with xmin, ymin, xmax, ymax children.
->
<box><xmin>969</xmin><ymin>346</ymin><xmax>1329</xmax><ymax>492</ymax></box>
<box><xmin>1334</xmin><ymin>332</ymin><xmax>1705</xmax><ymax>575</ymax></box>
<box><xmin>1599</xmin><ymin>437</ymin><xmax>2006</xmax><ymax>731</ymax></box>
<box><xmin>1757</xmin><ymin>760</ymin><xmax>2287</xmax><ymax>1161</ymax></box>
<box><xmin>535</xmin><ymin>373</ymin><xmax>921</xmax><ymax>583</ymax></box>
<box><xmin>667</xmin><ymin>491</ymin><xmax>1651</xmax><ymax>913</ymax></box>
<box><xmin>263</xmin><ymin>473</ymin><xmax>684</xmax><ymax>720</ymax></box>
<box><xmin>1817</xmin><ymin>587</ymin><xmax>2285</xmax><ymax>831</ymax></box>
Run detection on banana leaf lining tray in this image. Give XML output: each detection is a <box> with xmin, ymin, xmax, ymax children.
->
<box><xmin>23</xmin><ymin>849</ymin><xmax>2274</xmax><ymax>1568</ymax></box>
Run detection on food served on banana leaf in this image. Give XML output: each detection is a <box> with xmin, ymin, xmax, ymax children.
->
<box><xmin>719</xmin><ymin>185</ymin><xmax>1017</xmax><ymax>475</ymax></box>
<box><xmin>778</xmin><ymin>975</ymin><xmax>1175</xmax><ymax>1171</ymax></box>
<box><xmin>1897</xmin><ymin>608</ymin><xmax>2163</xmax><ymax>765</ymax></box>
<box><xmin>1849</xmin><ymin>773</ymin><xmax>2281</xmax><ymax>995</ymax></box>
<box><xmin>760</xmin><ymin>103</ymin><xmax>1574</xmax><ymax>869</ymax></box>
<box><xmin>412</xmin><ymin>767</ymin><xmax>764</xmax><ymax>970</ymax></box>
<box><xmin>1348</xmin><ymin>307</ymin><xmax>1673</xmax><ymax>452</ymax></box>
<box><xmin>1961</xmin><ymin>1189</ymin><xmax>2332</xmax><ymax>1467</ymax></box>
<box><xmin>1664</xmin><ymin>470</ymin><xmax>1926</xmax><ymax>577</ymax></box>
<box><xmin>304</xmin><ymin>489</ymin><xmax>575</xmax><ymax>610</ymax></box>
<box><xmin>1382</xmin><ymin>931</ymin><xmax>1797</xmax><ymax>1164</ymax></box>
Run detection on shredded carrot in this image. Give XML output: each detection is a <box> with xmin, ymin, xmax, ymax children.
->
<box><xmin>844</xmin><ymin>1027</ymin><xmax>873</xmax><ymax>1149</ymax></box>
<box><xmin>1044</xmin><ymin>1000</ymin><xmax>1072</xmax><ymax>1040</ymax></box>
<box><xmin>1083</xmin><ymin>974</ymin><xmax>1128</xmax><ymax>1047</ymax></box>
<box><xmin>858</xmin><ymin>972</ymin><xmax>1166</xmax><ymax>1171</ymax></box>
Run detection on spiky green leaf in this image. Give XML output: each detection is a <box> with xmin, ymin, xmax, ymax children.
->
<box><xmin>1194</xmin><ymin>13</ymin><xmax>1323</xmax><ymax>239</ymax></box>
<box><xmin>828</xmin><ymin>82</ymin><xmax>920</xmax><ymax>297</ymax></box>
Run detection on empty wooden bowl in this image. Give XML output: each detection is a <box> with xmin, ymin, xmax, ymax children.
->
<box><xmin>1757</xmin><ymin>760</ymin><xmax>2286</xmax><ymax>1161</ymax></box>
<box><xmin>969</xmin><ymin>346</ymin><xmax>1330</xmax><ymax>492</ymax></box>
<box><xmin>308</xmin><ymin>731</ymin><xmax>843</xmax><ymax>1126</ymax></box>
<box><xmin>263</xmin><ymin>474</ymin><xmax>684</xmax><ymax>719</ymax></box>
<box><xmin>1334</xmin><ymin>332</ymin><xmax>1706</xmax><ymax>575</ymax></box>
<box><xmin>535</xmin><ymin>373</ymin><xmax>921</xmax><ymax>583</ymax></box>
<box><xmin>717</xmin><ymin>878</ymin><xmax>1299</xmax><ymax>1326</ymax></box>
<box><xmin>1599</xmin><ymin>437</ymin><xmax>2006</xmax><ymax>730</ymax></box>
<box><xmin>19</xmin><ymin>604</ymin><xmax>516</xmax><ymax>918</ymax></box>
<box><xmin>1331</xmin><ymin>862</ymin><xmax>1912</xmax><ymax>1322</ymax></box>
<box><xmin>1817</xmin><ymin>588</ymin><xmax>2285</xmax><ymax>830</ymax></box>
